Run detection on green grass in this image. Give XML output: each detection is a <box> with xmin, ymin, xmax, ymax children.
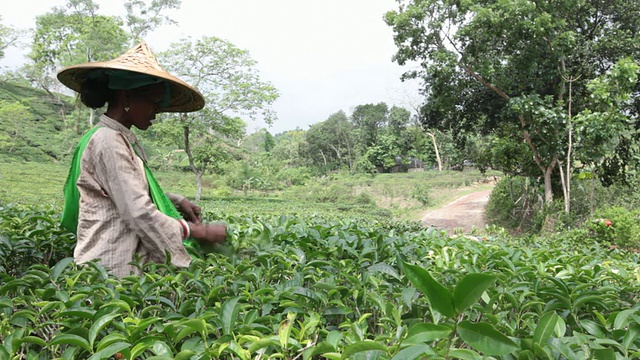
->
<box><xmin>0</xmin><ymin>161</ymin><xmax>215</xmax><ymax>208</ymax></box>
<box><xmin>0</xmin><ymin>161</ymin><xmax>68</xmax><ymax>206</ymax></box>
<box><xmin>329</xmin><ymin>169</ymin><xmax>500</xmax><ymax>220</ymax></box>
<box><xmin>0</xmin><ymin>161</ymin><xmax>498</xmax><ymax>223</ymax></box>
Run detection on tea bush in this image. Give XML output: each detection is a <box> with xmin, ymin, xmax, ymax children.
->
<box><xmin>1</xmin><ymin>205</ymin><xmax>640</xmax><ymax>359</ymax></box>
<box><xmin>411</xmin><ymin>183</ymin><xmax>431</xmax><ymax>206</ymax></box>
<box><xmin>587</xmin><ymin>206</ymin><xmax>640</xmax><ymax>249</ymax></box>
<box><xmin>0</xmin><ymin>204</ymin><xmax>75</xmax><ymax>277</ymax></box>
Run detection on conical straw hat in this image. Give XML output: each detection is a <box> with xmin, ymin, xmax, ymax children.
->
<box><xmin>57</xmin><ymin>42</ymin><xmax>205</xmax><ymax>113</ymax></box>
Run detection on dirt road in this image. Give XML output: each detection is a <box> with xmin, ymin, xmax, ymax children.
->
<box><xmin>421</xmin><ymin>189</ymin><xmax>493</xmax><ymax>233</ymax></box>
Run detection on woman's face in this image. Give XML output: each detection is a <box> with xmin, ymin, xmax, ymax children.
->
<box><xmin>126</xmin><ymin>83</ymin><xmax>165</xmax><ymax>130</ymax></box>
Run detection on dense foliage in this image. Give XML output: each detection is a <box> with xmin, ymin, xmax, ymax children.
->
<box><xmin>1</xmin><ymin>202</ymin><xmax>640</xmax><ymax>359</ymax></box>
<box><xmin>385</xmin><ymin>0</ymin><xmax>640</xmax><ymax>203</ymax></box>
<box><xmin>486</xmin><ymin>175</ymin><xmax>640</xmax><ymax>247</ymax></box>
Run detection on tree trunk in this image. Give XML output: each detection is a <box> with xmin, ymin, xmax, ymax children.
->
<box><xmin>427</xmin><ymin>132</ymin><xmax>442</xmax><ymax>171</ymax></box>
<box><xmin>562</xmin><ymin>73</ymin><xmax>578</xmax><ymax>214</ymax></box>
<box><xmin>564</xmin><ymin>125</ymin><xmax>572</xmax><ymax>213</ymax></box>
<box><xmin>458</xmin><ymin>57</ymin><xmax>560</xmax><ymax>203</ymax></box>
<box><xmin>341</xmin><ymin>131</ymin><xmax>353</xmax><ymax>170</ymax></box>
<box><xmin>542</xmin><ymin>159</ymin><xmax>557</xmax><ymax>204</ymax></box>
<box><xmin>183</xmin><ymin>122</ymin><xmax>204</xmax><ymax>202</ymax></box>
<box><xmin>330</xmin><ymin>144</ymin><xmax>342</xmax><ymax>160</ymax></box>
<box><xmin>343</xmin><ymin>136</ymin><xmax>353</xmax><ymax>170</ymax></box>
<box><xmin>320</xmin><ymin>150</ymin><xmax>327</xmax><ymax>167</ymax></box>
<box><xmin>558</xmin><ymin>161</ymin><xmax>569</xmax><ymax>212</ymax></box>
<box><xmin>195</xmin><ymin>172</ymin><xmax>203</xmax><ymax>202</ymax></box>
<box><xmin>590</xmin><ymin>174</ymin><xmax>595</xmax><ymax>215</ymax></box>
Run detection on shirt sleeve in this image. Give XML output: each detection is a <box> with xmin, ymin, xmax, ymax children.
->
<box><xmin>92</xmin><ymin>131</ymin><xmax>191</xmax><ymax>268</ymax></box>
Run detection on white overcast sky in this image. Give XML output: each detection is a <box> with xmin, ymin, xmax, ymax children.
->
<box><xmin>2</xmin><ymin>0</ymin><xmax>422</xmax><ymax>134</ymax></box>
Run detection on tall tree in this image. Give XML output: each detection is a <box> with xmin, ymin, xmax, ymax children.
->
<box><xmin>386</xmin><ymin>105</ymin><xmax>412</xmax><ymax>153</ymax></box>
<box><xmin>29</xmin><ymin>1</ymin><xmax>128</xmax><ymax>130</ymax></box>
<box><xmin>155</xmin><ymin>36</ymin><xmax>279</xmax><ymax>201</ymax></box>
<box><xmin>263</xmin><ymin>130</ymin><xmax>275</xmax><ymax>153</ymax></box>
<box><xmin>0</xmin><ymin>16</ymin><xmax>24</xmax><ymax>62</ymax></box>
<box><xmin>351</xmin><ymin>102</ymin><xmax>388</xmax><ymax>149</ymax></box>
<box><xmin>270</xmin><ymin>129</ymin><xmax>306</xmax><ymax>168</ymax></box>
<box><xmin>385</xmin><ymin>0</ymin><xmax>640</xmax><ymax>203</ymax></box>
<box><xmin>123</xmin><ymin>0</ymin><xmax>182</xmax><ymax>46</ymax></box>
<box><xmin>302</xmin><ymin>110</ymin><xmax>355</xmax><ymax>170</ymax></box>
<box><xmin>30</xmin><ymin>1</ymin><xmax>128</xmax><ymax>86</ymax></box>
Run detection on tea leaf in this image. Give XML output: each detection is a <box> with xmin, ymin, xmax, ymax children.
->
<box><xmin>623</xmin><ymin>324</ymin><xmax>640</xmax><ymax>352</ymax></box>
<box><xmin>88</xmin><ymin>313</ymin><xmax>120</xmax><ymax>348</ymax></box>
<box><xmin>447</xmin><ymin>349</ymin><xmax>482</xmax><ymax>360</ymax></box>
<box><xmin>175</xmin><ymin>349</ymin><xmax>197</xmax><ymax>360</ymax></box>
<box><xmin>453</xmin><ymin>273</ymin><xmax>497</xmax><ymax>313</ymax></box>
<box><xmin>398</xmin><ymin>260</ymin><xmax>455</xmax><ymax>317</ymax></box>
<box><xmin>19</xmin><ymin>335</ymin><xmax>46</xmax><ymax>347</ymax></box>
<box><xmin>176</xmin><ymin>319</ymin><xmax>207</xmax><ymax>342</ymax></box>
<box><xmin>87</xmin><ymin>342</ymin><xmax>130</xmax><ymax>360</ymax></box>
<box><xmin>390</xmin><ymin>344</ymin><xmax>431</xmax><ymax>360</ymax></box>
<box><xmin>405</xmin><ymin>323</ymin><xmax>453</xmax><ymax>343</ymax></box>
<box><xmin>221</xmin><ymin>296</ymin><xmax>242</xmax><ymax>335</ymax></box>
<box><xmin>51</xmin><ymin>257</ymin><xmax>74</xmax><ymax>281</ymax></box>
<box><xmin>457</xmin><ymin>321</ymin><xmax>518</xmax><ymax>355</ymax></box>
<box><xmin>248</xmin><ymin>336</ymin><xmax>279</xmax><ymax>354</ymax></box>
<box><xmin>341</xmin><ymin>341</ymin><xmax>387</xmax><ymax>359</ymax></box>
<box><xmin>49</xmin><ymin>334</ymin><xmax>91</xmax><ymax>352</ymax></box>
<box><xmin>533</xmin><ymin>311</ymin><xmax>559</xmax><ymax>346</ymax></box>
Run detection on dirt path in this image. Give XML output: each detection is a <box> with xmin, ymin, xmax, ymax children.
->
<box><xmin>421</xmin><ymin>189</ymin><xmax>493</xmax><ymax>234</ymax></box>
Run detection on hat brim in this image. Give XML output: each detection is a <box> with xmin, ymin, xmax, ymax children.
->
<box><xmin>57</xmin><ymin>63</ymin><xmax>205</xmax><ymax>113</ymax></box>
<box><xmin>57</xmin><ymin>45</ymin><xmax>204</xmax><ymax>112</ymax></box>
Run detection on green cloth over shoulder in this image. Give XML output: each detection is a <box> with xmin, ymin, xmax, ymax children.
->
<box><xmin>60</xmin><ymin>126</ymin><xmax>197</xmax><ymax>251</ymax></box>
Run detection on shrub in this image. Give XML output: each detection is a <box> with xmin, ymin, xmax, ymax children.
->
<box><xmin>314</xmin><ymin>183</ymin><xmax>352</xmax><ymax>203</ymax></box>
<box><xmin>2</xmin><ymin>202</ymin><xmax>640</xmax><ymax>358</ymax></box>
<box><xmin>587</xmin><ymin>206</ymin><xmax>640</xmax><ymax>249</ymax></box>
<box><xmin>210</xmin><ymin>184</ymin><xmax>234</xmax><ymax>198</ymax></box>
<box><xmin>353</xmin><ymin>157</ymin><xmax>376</xmax><ymax>174</ymax></box>
<box><xmin>531</xmin><ymin>199</ymin><xmax>576</xmax><ymax>233</ymax></box>
<box><xmin>486</xmin><ymin>176</ymin><xmax>542</xmax><ymax>231</ymax></box>
<box><xmin>275</xmin><ymin>166</ymin><xmax>312</xmax><ymax>187</ymax></box>
<box><xmin>411</xmin><ymin>183</ymin><xmax>432</xmax><ymax>206</ymax></box>
<box><xmin>353</xmin><ymin>191</ymin><xmax>375</xmax><ymax>205</ymax></box>
<box><xmin>0</xmin><ymin>204</ymin><xmax>75</xmax><ymax>277</ymax></box>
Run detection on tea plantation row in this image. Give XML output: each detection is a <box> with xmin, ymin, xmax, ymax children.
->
<box><xmin>1</xmin><ymin>204</ymin><xmax>639</xmax><ymax>359</ymax></box>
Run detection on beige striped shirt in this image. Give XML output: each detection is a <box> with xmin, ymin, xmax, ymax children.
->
<box><xmin>74</xmin><ymin>114</ymin><xmax>191</xmax><ymax>277</ymax></box>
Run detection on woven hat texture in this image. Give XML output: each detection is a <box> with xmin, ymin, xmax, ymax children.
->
<box><xmin>57</xmin><ymin>42</ymin><xmax>204</xmax><ymax>113</ymax></box>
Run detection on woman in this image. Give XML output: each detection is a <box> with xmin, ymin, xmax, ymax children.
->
<box><xmin>57</xmin><ymin>42</ymin><xmax>226</xmax><ymax>277</ymax></box>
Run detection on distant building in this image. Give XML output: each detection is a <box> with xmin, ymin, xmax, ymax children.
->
<box><xmin>386</xmin><ymin>156</ymin><xmax>425</xmax><ymax>173</ymax></box>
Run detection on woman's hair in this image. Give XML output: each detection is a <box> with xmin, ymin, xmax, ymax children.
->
<box><xmin>80</xmin><ymin>76</ymin><xmax>114</xmax><ymax>109</ymax></box>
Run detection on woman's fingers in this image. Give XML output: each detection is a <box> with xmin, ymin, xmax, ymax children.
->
<box><xmin>180</xmin><ymin>199</ymin><xmax>201</xmax><ymax>223</ymax></box>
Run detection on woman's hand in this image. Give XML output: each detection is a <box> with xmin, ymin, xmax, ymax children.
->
<box><xmin>189</xmin><ymin>222</ymin><xmax>227</xmax><ymax>245</ymax></box>
<box><xmin>178</xmin><ymin>199</ymin><xmax>201</xmax><ymax>223</ymax></box>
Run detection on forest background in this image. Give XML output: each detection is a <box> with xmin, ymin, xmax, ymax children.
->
<box><xmin>1</xmin><ymin>0</ymin><xmax>640</xmax><ymax>236</ymax></box>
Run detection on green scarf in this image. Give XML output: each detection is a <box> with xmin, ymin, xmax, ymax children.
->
<box><xmin>61</xmin><ymin>127</ymin><xmax>197</xmax><ymax>250</ymax></box>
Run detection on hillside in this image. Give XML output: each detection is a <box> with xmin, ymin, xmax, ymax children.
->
<box><xmin>0</xmin><ymin>81</ymin><xmax>76</xmax><ymax>162</ymax></box>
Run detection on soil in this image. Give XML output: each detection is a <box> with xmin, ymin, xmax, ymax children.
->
<box><xmin>421</xmin><ymin>189</ymin><xmax>493</xmax><ymax>234</ymax></box>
